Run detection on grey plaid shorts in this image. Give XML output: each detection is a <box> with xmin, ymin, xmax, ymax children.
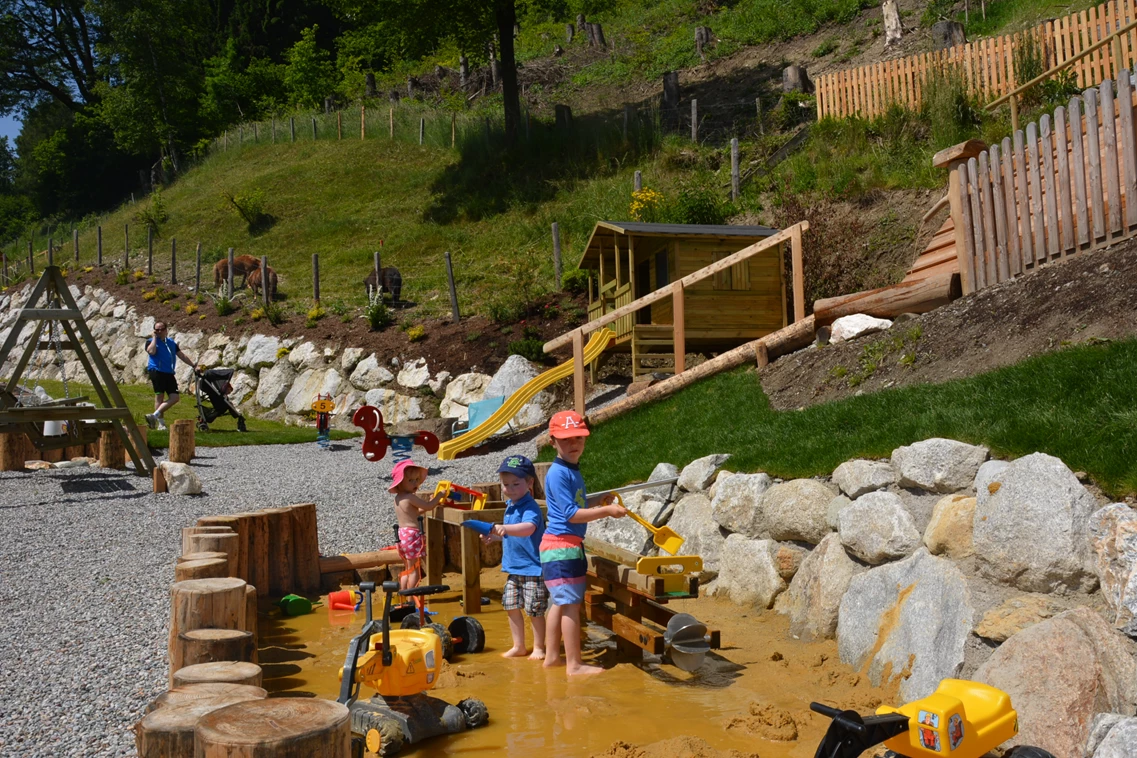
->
<box><xmin>502</xmin><ymin>573</ymin><xmax>549</xmax><ymax>617</ymax></box>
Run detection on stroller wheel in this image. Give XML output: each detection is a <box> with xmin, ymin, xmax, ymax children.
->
<box><xmin>237</xmin><ymin>418</ymin><xmax>247</xmax><ymax>432</ymax></box>
<box><xmin>197</xmin><ymin>421</ymin><xmax>209</xmax><ymax>432</ymax></box>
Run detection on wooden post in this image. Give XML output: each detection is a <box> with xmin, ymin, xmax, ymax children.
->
<box><xmin>260</xmin><ymin>255</ymin><xmax>269</xmax><ymax>307</ymax></box>
<box><xmin>337</xmin><ymin>110</ymin><xmax>342</xmax><ymax>139</ymax></box>
<box><xmin>361</xmin><ymin>105</ymin><xmax>366</xmax><ymax>139</ymax></box>
<box><xmin>124</xmin><ymin>223</ymin><xmax>129</xmax><ymax>270</ymax></box>
<box><xmin>691</xmin><ymin>99</ymin><xmax>698</xmax><ymax>142</ymax></box>
<box><xmin>389</xmin><ymin>106</ymin><xmax>394</xmax><ymax>139</ymax></box>
<box><xmin>173</xmin><ymin>661</ymin><xmax>262</xmax><ymax>688</ymax></box>
<box><xmin>755</xmin><ymin>341</ymin><xmax>769</xmax><ymax>368</ymax></box>
<box><xmin>419</xmin><ymin>117</ymin><xmax>425</xmax><ymax>144</ymax></box>
<box><xmin>672</xmin><ymin>282</ymin><xmax>686</xmax><ymax>375</ymax></box>
<box><xmin>262</xmin><ymin>507</ymin><xmax>295</xmax><ymax>596</ymax></box>
<box><xmin>289</xmin><ymin>117</ymin><xmax>295</xmax><ymax>142</ymax></box>
<box><xmin>290</xmin><ymin>503</ymin><xmax>321</xmax><ymax>594</ymax></box>
<box><xmin>731</xmin><ymin>138</ymin><xmax>740</xmax><ymax>201</ymax></box>
<box><xmin>311</xmin><ymin>115</ymin><xmax>317</xmax><ymax>140</ymax></box>
<box><xmin>195</xmin><ymin>243</ymin><xmax>202</xmax><ymax>293</ymax></box>
<box><xmin>177</xmin><ymin>629</ymin><xmax>254</xmax><ymax>667</ymax></box>
<box><xmin>168</xmin><ymin>577</ymin><xmax>247</xmax><ymax>684</ymax></box>
<box><xmin>425</xmin><ymin>515</ymin><xmax>444</xmax><ymax>586</ymax></box>
<box><xmin>47</xmin><ymin>237</ymin><xmax>53</xmax><ymax>267</ymax></box>
<box><xmin>791</xmin><ymin>224</ymin><xmax>805</xmax><ymax>322</ymax></box>
<box><xmin>194</xmin><ymin>699</ymin><xmax>350</xmax><ymax>757</ymax></box>
<box><xmin>244</xmin><ymin>511</ymin><xmax>270</xmax><ymax>597</ymax></box>
<box><xmin>175</xmin><ymin>558</ymin><xmax>228</xmax><ymax>582</ymax></box>
<box><xmin>197</xmin><ymin>515</ymin><xmax>250</xmax><ymax>584</ymax></box>
<box><xmin>271</xmin><ymin>117</ymin><xmax>276</xmax><ymax>143</ymax></box>
<box><xmin>227</xmin><ymin>248</ymin><xmax>234</xmax><ymax>299</ymax></box>
<box><xmin>572</xmin><ymin>328</ymin><xmax>586</xmax><ymax>416</ymax></box>
<box><xmin>451</xmin><ymin>113</ymin><xmax>457</xmax><ymax>147</ymax></box>
<box><xmin>135</xmin><ymin>689</ymin><xmax>265</xmax><ymax>758</ymax></box>
<box><xmin>312</xmin><ymin>253</ymin><xmax>319</xmax><ymax>303</ymax></box>
<box><xmin>634</xmin><ymin>170</ymin><xmax>643</xmax><ymax>192</ymax></box>
<box><xmin>100</xmin><ymin>429</ymin><xmax>125</xmax><ymax>469</ymax></box>
<box><xmin>552</xmin><ymin>222</ymin><xmax>562</xmax><ymax>289</ymax></box>
<box><xmin>182</xmin><ymin>527</ymin><xmax>235</xmax><ymax>555</ymax></box>
<box><xmin>445</xmin><ymin>251</ymin><xmax>460</xmax><ymax>322</ymax></box>
<box><xmin>756</xmin><ymin>97</ymin><xmax>764</xmax><ymax>133</ymax></box>
<box><xmin>461</xmin><ymin>525</ymin><xmax>482</xmax><ymax>613</ymax></box>
<box><xmin>147</xmin><ymin>225</ymin><xmax>153</xmax><ymax>275</ymax></box>
<box><xmin>189</xmin><ymin>532</ymin><xmax>240</xmax><ymax>577</ymax></box>
<box><xmin>1010</xmin><ymin>94</ymin><xmax>1020</xmax><ymax>134</ymax></box>
<box><xmin>73</xmin><ymin>228</ymin><xmax>79</xmax><ymax>262</ymax></box>
<box><xmin>0</xmin><ymin>432</ymin><xmax>26</xmax><ymax>471</ymax></box>
<box><xmin>169</xmin><ymin>419</ymin><xmax>195</xmax><ymax>463</ymax></box>
<box><xmin>170</xmin><ymin>238</ymin><xmax>177</xmax><ymax>285</ymax></box>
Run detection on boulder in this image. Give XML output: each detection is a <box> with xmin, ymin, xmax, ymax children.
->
<box><xmin>397</xmin><ymin>357</ymin><xmax>431</xmax><ymax>389</ymax></box>
<box><xmin>340</xmin><ymin>347</ymin><xmax>365</xmax><ymax>373</ymax></box>
<box><xmin>160</xmin><ymin>461</ymin><xmax>203</xmax><ymax>496</ymax></box>
<box><xmin>678</xmin><ymin>453</ymin><xmax>731</xmax><ymax>492</ymax></box>
<box><xmin>772</xmin><ymin>542</ymin><xmax>808</xmax><ymax>581</ymax></box>
<box><xmin>975</xmin><ymin>608</ymin><xmax>1137</xmax><ymax>758</ymax></box>
<box><xmin>973</xmin><ymin>594</ymin><xmax>1063</xmax><ymax>643</ymax></box>
<box><xmin>331</xmin><ymin>390</ymin><xmax>364</xmax><ymax>431</ymax></box>
<box><xmin>255</xmin><ymin>361</ymin><xmax>296</xmax><ymax>409</ymax></box>
<box><xmin>287</xmin><ymin>341</ymin><xmax>324</xmax><ymax>370</ymax></box>
<box><xmin>98</xmin><ymin>297</ymin><xmax>116</xmax><ymax>317</ymax></box>
<box><xmin>922</xmin><ymin>494</ymin><xmax>976</xmax><ymax>558</ymax></box>
<box><xmin>349</xmin><ymin>354</ymin><xmax>395</xmax><ymax>390</ymax></box>
<box><xmin>838</xmin><ymin>491</ymin><xmax>921</xmax><ymax>564</ymax></box>
<box><xmin>891</xmin><ymin>438</ymin><xmax>988</xmax><ymax>493</ymax></box>
<box><xmin>711</xmin><ymin>473</ymin><xmax>773</xmax><ymax>536</ymax></box>
<box><xmin>975</xmin><ymin>459</ymin><xmax>1010</xmax><ymax>507</ymax></box>
<box><xmin>973</xmin><ymin>452</ymin><xmax>1099</xmax><ymax>593</ymax></box>
<box><xmin>829</xmin><ymin>314</ymin><xmax>893</xmax><ymax>344</ymax></box>
<box><xmin>587</xmin><ymin>492</ymin><xmax>667</xmax><ymax>554</ymax></box>
<box><xmin>1092</xmin><ymin>717</ymin><xmax>1137</xmax><ymax>758</ymax></box>
<box><xmin>135</xmin><ymin>315</ymin><xmax>155</xmax><ymax>338</ymax></box>
<box><xmin>238</xmin><ymin>335</ymin><xmax>281</xmax><ymax>370</ymax></box>
<box><xmin>757</xmin><ymin>479</ymin><xmax>835</xmax><ymax>544</ymax></box>
<box><xmin>644</xmin><ymin>462</ymin><xmax>680</xmax><ymax>503</ymax></box>
<box><xmin>667</xmin><ymin>493</ymin><xmax>727</xmax><ymax>581</ymax></box>
<box><xmin>1089</xmin><ymin>503</ymin><xmax>1137</xmax><ymax>636</ymax></box>
<box><xmin>837</xmin><ymin>549</ymin><xmax>973</xmax><ymax>702</ymax></box>
<box><xmin>931</xmin><ymin>20</ymin><xmax>966</xmax><ymax>50</ymax></box>
<box><xmin>710</xmin><ymin>534</ymin><xmax>786</xmax><ymax>608</ymax></box>
<box><xmin>428</xmin><ymin>371</ymin><xmax>451</xmax><ymax>395</ymax></box>
<box><xmin>827</xmin><ymin>495</ymin><xmax>851</xmax><ymax>530</ymax></box>
<box><xmin>208</xmin><ymin>333</ymin><xmax>231</xmax><ymax>350</ymax></box>
<box><xmin>363</xmin><ymin>389</ymin><xmax>424</xmax><ymax>425</ymax></box>
<box><xmin>832</xmin><ymin>459</ymin><xmax>898</xmax><ymax>499</ymax></box>
<box><xmin>485</xmin><ymin>355</ymin><xmax>554</xmax><ymax>427</ymax></box>
<box><xmin>198</xmin><ymin>349</ymin><xmax>222</xmax><ymax>369</ymax></box>
<box><xmin>439</xmin><ymin>372</ymin><xmax>492</xmax><ymax>421</ymax></box>
<box><xmin>707</xmin><ymin>469</ymin><xmax>732</xmax><ymax>501</ymax></box>
<box><xmin>782</xmin><ymin>63</ymin><xmax>813</xmax><ymax>94</ymax></box>
<box><xmin>229</xmin><ymin>372</ymin><xmax>258</xmax><ymax>407</ymax></box>
<box><xmin>777</xmin><ymin>533</ymin><xmax>862</xmax><ymax>640</ymax></box>
<box><xmin>284</xmin><ymin>368</ymin><xmax>338</xmax><ymax>415</ymax></box>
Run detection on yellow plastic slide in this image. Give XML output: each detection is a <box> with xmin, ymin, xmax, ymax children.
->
<box><xmin>436</xmin><ymin>328</ymin><xmax>615</xmax><ymax>460</ymax></box>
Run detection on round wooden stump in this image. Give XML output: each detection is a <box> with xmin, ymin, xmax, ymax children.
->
<box><xmin>169</xmin><ymin>418</ymin><xmax>196</xmax><ymax>463</ymax></box>
<box><xmin>135</xmin><ymin>687</ymin><xmax>266</xmax><ymax>758</ymax></box>
<box><xmin>0</xmin><ymin>432</ymin><xmax>28</xmax><ymax>471</ymax></box>
<box><xmin>175</xmin><ymin>558</ymin><xmax>228</xmax><ymax>582</ymax></box>
<box><xmin>181</xmin><ymin>526</ymin><xmax>233</xmax><ymax>555</ymax></box>
<box><xmin>173</xmin><ymin>661</ymin><xmax>262</xmax><ymax>688</ymax></box>
<box><xmin>195</xmin><ymin>698</ymin><xmax>351</xmax><ymax>757</ymax></box>
<box><xmin>145</xmin><ymin>682</ymin><xmax>266</xmax><ymax>714</ymax></box>
<box><xmin>178</xmin><ymin>628</ymin><xmax>254</xmax><ymax>667</ymax></box>
<box><xmin>99</xmin><ymin>429</ymin><xmax>125</xmax><ymax>469</ymax></box>
<box><xmin>189</xmin><ymin>532</ymin><xmax>239</xmax><ymax>577</ymax></box>
<box><xmin>178</xmin><ymin>551</ymin><xmax>228</xmax><ymax>564</ymax></box>
<box><xmin>168</xmin><ymin>577</ymin><xmax>247</xmax><ymax>684</ymax></box>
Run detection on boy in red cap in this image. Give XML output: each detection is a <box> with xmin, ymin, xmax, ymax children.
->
<box><xmin>540</xmin><ymin>410</ymin><xmax>627</xmax><ymax>675</ymax></box>
<box><xmin>389</xmin><ymin>460</ymin><xmax>445</xmax><ymax>590</ymax></box>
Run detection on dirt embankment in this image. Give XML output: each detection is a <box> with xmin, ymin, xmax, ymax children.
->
<box><xmin>761</xmin><ymin>241</ymin><xmax>1137</xmax><ymax>411</ymax></box>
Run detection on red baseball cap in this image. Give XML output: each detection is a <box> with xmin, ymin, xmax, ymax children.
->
<box><xmin>549</xmin><ymin>410</ymin><xmax>589</xmax><ymax>438</ymax></box>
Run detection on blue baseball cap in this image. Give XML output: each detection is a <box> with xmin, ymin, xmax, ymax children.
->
<box><xmin>498</xmin><ymin>454</ymin><xmax>536</xmax><ymax>479</ymax></box>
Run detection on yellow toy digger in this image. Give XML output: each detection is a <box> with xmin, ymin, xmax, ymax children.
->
<box><xmin>338</xmin><ymin>581</ymin><xmax>488</xmax><ymax>757</ymax></box>
<box><xmin>811</xmin><ymin>679</ymin><xmax>1055</xmax><ymax>758</ymax></box>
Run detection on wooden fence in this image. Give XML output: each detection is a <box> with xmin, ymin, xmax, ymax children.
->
<box><xmin>951</xmin><ymin>71</ymin><xmax>1137</xmax><ymax>293</ymax></box>
<box><xmin>816</xmin><ymin>0</ymin><xmax>1137</xmax><ymax>119</ymax></box>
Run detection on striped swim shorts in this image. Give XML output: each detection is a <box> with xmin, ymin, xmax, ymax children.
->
<box><xmin>540</xmin><ymin>533</ymin><xmax>587</xmax><ymax>606</ymax></box>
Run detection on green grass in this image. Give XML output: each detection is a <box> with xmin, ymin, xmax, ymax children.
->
<box><xmin>553</xmin><ymin>338</ymin><xmax>1137</xmax><ymax>497</ymax></box>
<box><xmin>29</xmin><ymin>378</ymin><xmax>356</xmax><ymax>447</ymax></box>
<box><xmin>952</xmin><ymin>0</ymin><xmax>1101</xmax><ymax>38</ymax></box>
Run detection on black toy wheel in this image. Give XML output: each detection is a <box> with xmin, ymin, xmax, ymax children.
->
<box><xmin>458</xmin><ymin>698</ymin><xmax>489</xmax><ymax>729</ymax></box>
<box><xmin>428</xmin><ymin>622</ymin><xmax>454</xmax><ymax>660</ymax></box>
<box><xmin>197</xmin><ymin>421</ymin><xmax>209</xmax><ymax>432</ymax></box>
<box><xmin>352</xmin><ymin>711</ymin><xmax>403</xmax><ymax>757</ymax></box>
<box><xmin>448</xmin><ymin>616</ymin><xmax>486</xmax><ymax>654</ymax></box>
<box><xmin>399</xmin><ymin>614</ymin><xmax>421</xmax><ymax>630</ymax></box>
<box><xmin>1004</xmin><ymin>748</ymin><xmax>1058</xmax><ymax>758</ymax></box>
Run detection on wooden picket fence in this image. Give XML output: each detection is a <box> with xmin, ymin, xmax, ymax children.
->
<box><xmin>950</xmin><ymin>71</ymin><xmax>1137</xmax><ymax>293</ymax></box>
<box><xmin>816</xmin><ymin>0</ymin><xmax>1137</xmax><ymax>120</ymax></box>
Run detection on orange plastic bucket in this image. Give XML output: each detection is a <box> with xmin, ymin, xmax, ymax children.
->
<box><xmin>329</xmin><ymin>590</ymin><xmax>358</xmax><ymax>611</ymax></box>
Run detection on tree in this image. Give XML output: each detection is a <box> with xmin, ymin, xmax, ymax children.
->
<box><xmin>0</xmin><ymin>0</ymin><xmax>101</xmax><ymax>114</ymax></box>
<box><xmin>283</xmin><ymin>25</ymin><xmax>336</xmax><ymax>109</ymax></box>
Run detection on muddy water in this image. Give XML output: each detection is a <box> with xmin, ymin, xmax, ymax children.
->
<box><xmin>259</xmin><ymin>571</ymin><xmax>897</xmax><ymax>758</ymax></box>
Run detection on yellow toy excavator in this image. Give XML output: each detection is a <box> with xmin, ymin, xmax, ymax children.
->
<box><xmin>338</xmin><ymin>582</ymin><xmax>488</xmax><ymax>757</ymax></box>
<box><xmin>811</xmin><ymin>679</ymin><xmax>1055</xmax><ymax>758</ymax></box>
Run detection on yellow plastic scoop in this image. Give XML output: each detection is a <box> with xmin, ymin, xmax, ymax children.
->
<box><xmin>614</xmin><ymin>494</ymin><xmax>685</xmax><ymax>555</ymax></box>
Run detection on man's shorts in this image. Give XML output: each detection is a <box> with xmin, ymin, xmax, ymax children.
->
<box><xmin>502</xmin><ymin>573</ymin><xmax>549</xmax><ymax>617</ymax></box>
<box><xmin>149</xmin><ymin>370</ymin><xmax>179</xmax><ymax>395</ymax></box>
<box><xmin>397</xmin><ymin>527</ymin><xmax>425</xmax><ymax>562</ymax></box>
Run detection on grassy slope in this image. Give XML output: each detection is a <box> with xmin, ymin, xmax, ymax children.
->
<box><xmin>560</xmin><ymin>339</ymin><xmax>1137</xmax><ymax>497</ymax></box>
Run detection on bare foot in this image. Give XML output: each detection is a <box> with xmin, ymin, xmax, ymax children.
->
<box><xmin>566</xmin><ymin>663</ymin><xmax>605</xmax><ymax>676</ymax></box>
<box><xmin>543</xmin><ymin>656</ymin><xmax>565</xmax><ymax>669</ymax></box>
<box><xmin>528</xmin><ymin>648</ymin><xmax>546</xmax><ymax>661</ymax></box>
<box><xmin>502</xmin><ymin>646</ymin><xmax>529</xmax><ymax>658</ymax></box>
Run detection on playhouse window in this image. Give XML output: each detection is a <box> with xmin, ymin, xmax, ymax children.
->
<box><xmin>712</xmin><ymin>251</ymin><xmax>751</xmax><ymax>291</ymax></box>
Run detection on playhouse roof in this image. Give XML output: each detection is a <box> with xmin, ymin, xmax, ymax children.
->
<box><xmin>578</xmin><ymin>221</ymin><xmax>780</xmax><ymax>269</ymax></box>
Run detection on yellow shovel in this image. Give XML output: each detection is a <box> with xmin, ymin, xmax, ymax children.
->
<box><xmin>613</xmin><ymin>493</ymin><xmax>685</xmax><ymax>555</ymax></box>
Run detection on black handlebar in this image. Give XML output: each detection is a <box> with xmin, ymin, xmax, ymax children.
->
<box><xmin>399</xmin><ymin>584</ymin><xmax>450</xmax><ymax>597</ymax></box>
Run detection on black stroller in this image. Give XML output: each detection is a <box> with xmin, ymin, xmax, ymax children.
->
<box><xmin>194</xmin><ymin>367</ymin><xmax>248</xmax><ymax>432</ymax></box>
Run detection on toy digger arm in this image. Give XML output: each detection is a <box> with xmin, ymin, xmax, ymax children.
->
<box><xmin>811</xmin><ymin>703</ymin><xmax>910</xmax><ymax>758</ymax></box>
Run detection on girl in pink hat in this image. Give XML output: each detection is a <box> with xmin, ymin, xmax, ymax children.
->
<box><xmin>389</xmin><ymin>460</ymin><xmax>445</xmax><ymax>590</ymax></box>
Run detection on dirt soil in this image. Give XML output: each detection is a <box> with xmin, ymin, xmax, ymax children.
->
<box><xmin>761</xmin><ymin>241</ymin><xmax>1137</xmax><ymax>410</ymax></box>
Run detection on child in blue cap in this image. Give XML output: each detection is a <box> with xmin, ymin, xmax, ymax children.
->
<box><xmin>482</xmin><ymin>454</ymin><xmax>548</xmax><ymax>659</ymax></box>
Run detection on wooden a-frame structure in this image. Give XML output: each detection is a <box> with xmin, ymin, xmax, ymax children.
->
<box><xmin>0</xmin><ymin>266</ymin><xmax>154</xmax><ymax>474</ymax></box>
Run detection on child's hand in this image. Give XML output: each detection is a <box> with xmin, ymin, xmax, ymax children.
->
<box><xmin>490</xmin><ymin>524</ymin><xmax>507</xmax><ymax>538</ymax></box>
<box><xmin>606</xmin><ymin>504</ymin><xmax>627</xmax><ymax>518</ymax></box>
<box><xmin>480</xmin><ymin>534</ymin><xmax>496</xmax><ymax>545</ymax></box>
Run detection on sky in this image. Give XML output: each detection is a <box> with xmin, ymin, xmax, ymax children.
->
<box><xmin>0</xmin><ymin>112</ymin><xmax>22</xmax><ymax>152</ymax></box>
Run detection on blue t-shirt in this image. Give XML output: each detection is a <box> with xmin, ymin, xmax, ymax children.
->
<box><xmin>545</xmin><ymin>458</ymin><xmax>587</xmax><ymax>539</ymax></box>
<box><xmin>501</xmin><ymin>492</ymin><xmax>543</xmax><ymax>576</ymax></box>
<box><xmin>146</xmin><ymin>336</ymin><xmax>179</xmax><ymax>374</ymax></box>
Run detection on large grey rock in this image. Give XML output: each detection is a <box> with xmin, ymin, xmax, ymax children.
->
<box><xmin>340</xmin><ymin>347</ymin><xmax>365</xmax><ymax>373</ymax></box>
<box><xmin>827</xmin><ymin>495</ymin><xmax>852</xmax><ymax>530</ymax></box>
<box><xmin>485</xmin><ymin>355</ymin><xmax>554</xmax><ymax>427</ymax></box>
<box><xmin>160</xmin><ymin>462</ymin><xmax>202</xmax><ymax>496</ymax></box>
<box><xmin>832</xmin><ymin>459</ymin><xmax>898</xmax><ymax>499</ymax></box>
<box><xmin>135</xmin><ymin>315</ymin><xmax>155</xmax><ymax>338</ymax></box>
<box><xmin>973</xmin><ymin>594</ymin><xmax>1063</xmax><ymax>643</ymax></box>
<box><xmin>284</xmin><ymin>368</ymin><xmax>342</xmax><ymax>415</ymax></box>
<box><xmin>667</xmin><ymin>493</ymin><xmax>727</xmax><ymax>581</ymax></box>
<box><xmin>439</xmin><ymin>372</ymin><xmax>492</xmax><ymax>421</ymax></box>
<box><xmin>428</xmin><ymin>371</ymin><xmax>451</xmax><ymax>395</ymax></box>
<box><xmin>711</xmin><ymin>473</ymin><xmax>773</xmax><ymax>536</ymax></box>
<box><xmin>758</xmin><ymin>479</ymin><xmax>835</xmax><ymax>544</ymax></box>
<box><xmin>208</xmin><ymin>333</ymin><xmax>230</xmax><ymax>350</ymax></box>
<box><xmin>586</xmin><ymin>491</ymin><xmax>667</xmax><ymax>554</ymax></box>
<box><xmin>975</xmin><ymin>608</ymin><xmax>1137</xmax><ymax>758</ymax></box>
<box><xmin>838</xmin><ymin>549</ymin><xmax>973</xmax><ymax>702</ymax></box>
<box><xmin>198</xmin><ymin>349</ymin><xmax>222</xmax><ymax>369</ymax></box>
<box><xmin>229</xmin><ymin>371</ymin><xmax>258</xmax><ymax>406</ymax></box>
<box><xmin>239</xmin><ymin>335</ymin><xmax>281</xmax><ymax>370</ymax></box>
<box><xmin>1092</xmin><ymin>717</ymin><xmax>1137</xmax><ymax>758</ymax></box>
<box><xmin>923</xmin><ymin>494</ymin><xmax>976</xmax><ymax>558</ymax></box>
<box><xmin>255</xmin><ymin>361</ymin><xmax>295</xmax><ymax>409</ymax></box>
<box><xmin>891</xmin><ymin>438</ymin><xmax>989</xmax><ymax>493</ymax></box>
<box><xmin>975</xmin><ymin>459</ymin><xmax>1010</xmax><ymax>507</ymax></box>
<box><xmin>349</xmin><ymin>354</ymin><xmax>395</xmax><ymax>390</ymax></box>
<box><xmin>397</xmin><ymin>357</ymin><xmax>431</xmax><ymax>389</ymax></box>
<box><xmin>710</xmin><ymin>534</ymin><xmax>785</xmax><ymax>608</ymax></box>
<box><xmin>838</xmin><ymin>491</ymin><xmax>921</xmax><ymax>564</ymax></box>
<box><xmin>644</xmin><ymin>462</ymin><xmax>680</xmax><ymax>503</ymax></box>
<box><xmin>974</xmin><ymin>452</ymin><xmax>1099</xmax><ymax>593</ymax></box>
<box><xmin>678</xmin><ymin>453</ymin><xmax>731</xmax><ymax>492</ymax></box>
<box><xmin>363</xmin><ymin>388</ymin><xmax>423</xmax><ymax>425</ymax></box>
<box><xmin>287</xmin><ymin>341</ymin><xmax>325</xmax><ymax>370</ymax></box>
<box><xmin>776</xmin><ymin>533</ymin><xmax>861</xmax><ymax>640</ymax></box>
<box><xmin>1089</xmin><ymin>503</ymin><xmax>1137</xmax><ymax>636</ymax></box>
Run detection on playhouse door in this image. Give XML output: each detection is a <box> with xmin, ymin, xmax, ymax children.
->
<box><xmin>635</xmin><ymin>261</ymin><xmax>651</xmax><ymax>324</ymax></box>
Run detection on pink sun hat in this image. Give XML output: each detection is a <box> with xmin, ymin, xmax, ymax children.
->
<box><xmin>388</xmin><ymin>459</ymin><xmax>427</xmax><ymax>493</ymax></box>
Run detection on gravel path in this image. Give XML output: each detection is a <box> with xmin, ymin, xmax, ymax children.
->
<box><xmin>0</xmin><ymin>436</ymin><xmax>538</xmax><ymax>757</ymax></box>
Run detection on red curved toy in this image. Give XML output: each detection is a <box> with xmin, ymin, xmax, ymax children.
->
<box><xmin>413</xmin><ymin>430</ymin><xmax>440</xmax><ymax>456</ymax></box>
<box><xmin>352</xmin><ymin>405</ymin><xmax>390</xmax><ymax>461</ymax></box>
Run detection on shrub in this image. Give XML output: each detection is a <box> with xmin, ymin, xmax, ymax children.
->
<box><xmin>233</xmin><ymin>316</ymin><xmax>245</xmax><ymax>326</ymax></box>
<box><xmin>216</xmin><ymin>297</ymin><xmax>236</xmax><ymax>316</ymax></box>
<box><xmin>199</xmin><ymin>314</ymin><xmax>207</xmax><ymax>320</ymax></box>
<box><xmin>562</xmin><ymin>268</ymin><xmax>589</xmax><ymax>295</ymax></box>
<box><xmin>170</xmin><ymin>303</ymin><xmax>180</xmax><ymax>311</ymax></box>
<box><xmin>364</xmin><ymin>290</ymin><xmax>392</xmax><ymax>331</ymax></box>
<box><xmin>812</xmin><ymin>38</ymin><xmax>839</xmax><ymax>57</ymax></box>
<box><xmin>307</xmin><ymin>305</ymin><xmax>326</xmax><ymax>322</ymax></box>
<box><xmin>563</xmin><ymin>304</ymin><xmax>587</xmax><ymax>326</ymax></box>
<box><xmin>629</xmin><ymin>188</ymin><xmax>667</xmax><ymax>222</ymax></box>
<box><xmin>264</xmin><ymin>302</ymin><xmax>286</xmax><ymax>325</ymax></box>
<box><xmin>185</xmin><ymin>303</ymin><xmax>198</xmax><ymax>315</ymax></box>
<box><xmin>276</xmin><ymin>346</ymin><xmax>291</xmax><ymax>359</ymax></box>
<box><xmin>509</xmin><ymin>338</ymin><xmax>546</xmax><ymax>363</ymax></box>
<box><xmin>142</xmin><ymin>290</ymin><xmax>158</xmax><ymax>302</ymax></box>
<box><xmin>250</xmin><ymin>306</ymin><xmax>265</xmax><ymax>321</ymax></box>
<box><xmin>222</xmin><ymin>188</ymin><xmax>273</xmax><ymax>234</ymax></box>
<box><xmin>465</xmin><ymin>331</ymin><xmax>482</xmax><ymax>342</ymax></box>
<box><xmin>522</xmin><ymin>325</ymin><xmax>541</xmax><ymax>340</ymax></box>
<box><xmin>671</xmin><ymin>177</ymin><xmax>735</xmax><ymax>225</ymax></box>
<box><xmin>921</xmin><ymin>65</ymin><xmax>981</xmax><ymax>150</ymax></box>
<box><xmin>115</xmin><ymin>270</ymin><xmax>130</xmax><ymax>285</ymax></box>
<box><xmin>133</xmin><ymin>270</ymin><xmax>146</xmax><ymax>281</ymax></box>
<box><xmin>542</xmin><ymin>302</ymin><xmax>561</xmax><ymax>320</ymax></box>
<box><xmin>134</xmin><ymin>187</ymin><xmax>169</xmax><ymax>235</ymax></box>
<box><xmin>406</xmin><ymin>325</ymin><xmax>426</xmax><ymax>342</ymax></box>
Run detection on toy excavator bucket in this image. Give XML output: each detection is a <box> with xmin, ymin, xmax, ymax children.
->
<box><xmin>616</xmin><ymin>494</ymin><xmax>685</xmax><ymax>555</ymax></box>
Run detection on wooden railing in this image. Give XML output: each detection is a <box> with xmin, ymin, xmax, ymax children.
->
<box><xmin>816</xmin><ymin>0</ymin><xmax>1137</xmax><ymax>120</ymax></box>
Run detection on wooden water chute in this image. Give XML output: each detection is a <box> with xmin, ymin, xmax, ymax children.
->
<box><xmin>0</xmin><ymin>266</ymin><xmax>154</xmax><ymax>474</ymax></box>
<box><xmin>582</xmin><ymin>538</ymin><xmax>721</xmax><ymax>670</ymax></box>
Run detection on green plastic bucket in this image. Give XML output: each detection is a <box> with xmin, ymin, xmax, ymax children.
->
<box><xmin>278</xmin><ymin>594</ymin><xmax>313</xmax><ymax>616</ymax></box>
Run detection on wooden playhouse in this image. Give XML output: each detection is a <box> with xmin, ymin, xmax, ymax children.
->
<box><xmin>575</xmin><ymin>221</ymin><xmax>799</xmax><ymax>376</ymax></box>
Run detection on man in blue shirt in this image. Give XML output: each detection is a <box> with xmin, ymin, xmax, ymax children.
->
<box><xmin>143</xmin><ymin>322</ymin><xmax>198</xmax><ymax>431</ymax></box>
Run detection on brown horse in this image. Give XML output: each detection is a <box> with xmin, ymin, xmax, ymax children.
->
<box><xmin>363</xmin><ymin>266</ymin><xmax>402</xmax><ymax>303</ymax></box>
<box><xmin>247</xmin><ymin>265</ymin><xmax>278</xmax><ymax>301</ymax></box>
<box><xmin>213</xmin><ymin>254</ymin><xmax>260</xmax><ymax>290</ymax></box>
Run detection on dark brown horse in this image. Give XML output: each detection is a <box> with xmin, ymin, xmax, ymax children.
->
<box><xmin>363</xmin><ymin>266</ymin><xmax>402</xmax><ymax>303</ymax></box>
<box><xmin>247</xmin><ymin>266</ymin><xmax>278</xmax><ymax>301</ymax></box>
<box><xmin>213</xmin><ymin>254</ymin><xmax>260</xmax><ymax>290</ymax></box>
